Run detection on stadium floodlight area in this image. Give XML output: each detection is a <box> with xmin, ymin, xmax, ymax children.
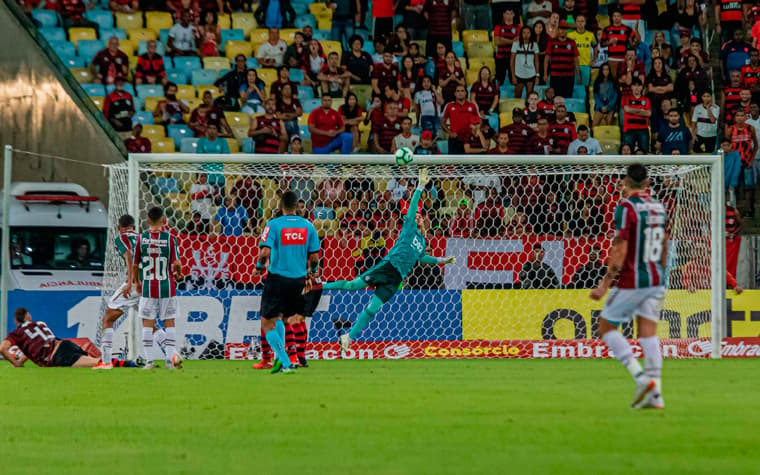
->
<box><xmin>100</xmin><ymin>153</ymin><xmax>725</xmax><ymax>361</ymax></box>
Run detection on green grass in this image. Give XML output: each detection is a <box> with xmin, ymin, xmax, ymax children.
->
<box><xmin>1</xmin><ymin>360</ymin><xmax>758</xmax><ymax>475</ymax></box>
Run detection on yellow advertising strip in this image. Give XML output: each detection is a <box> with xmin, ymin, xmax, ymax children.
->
<box><xmin>462</xmin><ymin>290</ymin><xmax>760</xmax><ymax>340</ymax></box>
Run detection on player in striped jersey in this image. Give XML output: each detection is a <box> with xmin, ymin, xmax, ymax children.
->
<box><xmin>128</xmin><ymin>207</ymin><xmax>183</xmax><ymax>370</ymax></box>
<box><xmin>591</xmin><ymin>164</ymin><xmax>668</xmax><ymax>409</ymax></box>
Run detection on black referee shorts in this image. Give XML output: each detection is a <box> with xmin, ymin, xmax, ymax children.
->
<box><xmin>260</xmin><ymin>273</ymin><xmax>306</xmax><ymax>319</ymax></box>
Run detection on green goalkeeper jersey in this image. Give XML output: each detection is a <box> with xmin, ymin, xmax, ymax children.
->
<box><xmin>114</xmin><ymin>231</ymin><xmax>138</xmax><ymax>266</ymax></box>
<box><xmin>382</xmin><ymin>187</ymin><xmax>428</xmax><ymax>278</ymax></box>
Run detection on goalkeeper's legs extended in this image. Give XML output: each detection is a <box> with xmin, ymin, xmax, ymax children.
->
<box><xmin>342</xmin><ymin>294</ymin><xmax>385</xmax><ymax>348</ymax></box>
<box><xmin>322</xmin><ymin>277</ymin><xmax>368</xmax><ymax>291</ymax></box>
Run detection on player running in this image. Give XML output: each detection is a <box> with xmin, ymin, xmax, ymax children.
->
<box><xmin>309</xmin><ymin>168</ymin><xmax>456</xmax><ymax>352</ymax></box>
<box><xmin>127</xmin><ymin>206</ymin><xmax>183</xmax><ymax>370</ymax></box>
<box><xmin>95</xmin><ymin>214</ymin><xmax>166</xmax><ymax>370</ymax></box>
<box><xmin>591</xmin><ymin>164</ymin><xmax>668</xmax><ymax>409</ymax></box>
<box><xmin>255</xmin><ymin>191</ymin><xmax>320</xmax><ymax>374</ymax></box>
<box><xmin>1</xmin><ymin>307</ymin><xmax>137</xmax><ymax>368</ymax></box>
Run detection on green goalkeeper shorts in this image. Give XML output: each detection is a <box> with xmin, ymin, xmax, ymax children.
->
<box><xmin>359</xmin><ymin>261</ymin><xmax>403</xmax><ymax>304</ymax></box>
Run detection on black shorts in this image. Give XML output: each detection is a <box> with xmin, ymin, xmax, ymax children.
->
<box><xmin>260</xmin><ymin>273</ymin><xmax>305</xmax><ymax>319</ymax></box>
<box><xmin>51</xmin><ymin>340</ymin><xmax>87</xmax><ymax>367</ymax></box>
<box><xmin>515</xmin><ymin>75</ymin><xmax>536</xmax><ymax>85</ymax></box>
<box><xmin>303</xmin><ymin>286</ymin><xmax>323</xmax><ymax>317</ymax></box>
<box><xmin>359</xmin><ymin>261</ymin><xmax>403</xmax><ymax>304</ymax></box>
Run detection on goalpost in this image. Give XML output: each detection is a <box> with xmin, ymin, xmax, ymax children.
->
<box><xmin>105</xmin><ymin>153</ymin><xmax>726</xmax><ymax>361</ymax></box>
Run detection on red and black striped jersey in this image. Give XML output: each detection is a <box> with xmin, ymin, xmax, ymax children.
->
<box><xmin>425</xmin><ymin>0</ymin><xmax>454</xmax><ymax>36</ymax></box>
<box><xmin>546</xmin><ymin>38</ymin><xmax>579</xmax><ymax>77</ymax></box>
<box><xmin>723</xmin><ymin>86</ymin><xmax>743</xmax><ymax>124</ymax></box>
<box><xmin>729</xmin><ymin>123</ymin><xmax>756</xmax><ymax>165</ymax></box>
<box><xmin>374</xmin><ymin>116</ymin><xmax>401</xmax><ymax>150</ymax></box>
<box><xmin>470</xmin><ymin>81</ymin><xmax>499</xmax><ymax>113</ymax></box>
<box><xmin>494</xmin><ymin>23</ymin><xmax>519</xmax><ymax>59</ymax></box>
<box><xmin>253</xmin><ymin>116</ymin><xmax>282</xmax><ymax>154</ymax></box>
<box><xmin>719</xmin><ymin>0</ymin><xmax>742</xmax><ymax>22</ymax></box>
<box><xmin>547</xmin><ymin>120</ymin><xmax>577</xmax><ymax>154</ymax></box>
<box><xmin>499</xmin><ymin>122</ymin><xmax>535</xmax><ymax>154</ymax></box>
<box><xmin>602</xmin><ymin>24</ymin><xmax>634</xmax><ymax>61</ymax></box>
<box><xmin>621</xmin><ymin>94</ymin><xmax>651</xmax><ymax>131</ymax></box>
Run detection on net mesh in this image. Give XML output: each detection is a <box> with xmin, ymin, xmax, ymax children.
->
<box><xmin>103</xmin><ymin>158</ymin><xmax>715</xmax><ymax>360</ymax></box>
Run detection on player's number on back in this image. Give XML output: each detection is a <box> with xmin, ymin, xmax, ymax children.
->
<box><xmin>142</xmin><ymin>255</ymin><xmax>169</xmax><ymax>280</ymax></box>
<box><xmin>24</xmin><ymin>323</ymin><xmax>55</xmax><ymax>341</ymax></box>
<box><xmin>643</xmin><ymin>227</ymin><xmax>664</xmax><ymax>262</ymax></box>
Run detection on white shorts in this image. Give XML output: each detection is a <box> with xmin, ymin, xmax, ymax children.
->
<box><xmin>601</xmin><ymin>286</ymin><xmax>665</xmax><ymax>324</ymax></box>
<box><xmin>107</xmin><ymin>284</ymin><xmax>141</xmax><ymax>312</ymax></box>
<box><xmin>139</xmin><ymin>297</ymin><xmax>180</xmax><ymax>321</ymax></box>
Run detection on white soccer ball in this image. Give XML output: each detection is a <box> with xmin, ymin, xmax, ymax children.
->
<box><xmin>395</xmin><ymin>147</ymin><xmax>414</xmax><ymax>165</ymax></box>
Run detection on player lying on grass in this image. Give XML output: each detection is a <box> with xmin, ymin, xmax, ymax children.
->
<box><xmin>308</xmin><ymin>168</ymin><xmax>456</xmax><ymax>352</ymax></box>
<box><xmin>0</xmin><ymin>307</ymin><xmax>138</xmax><ymax>368</ymax></box>
<box><xmin>96</xmin><ymin>214</ymin><xmax>167</xmax><ymax>370</ymax></box>
<box><xmin>591</xmin><ymin>164</ymin><xmax>667</xmax><ymax>409</ymax></box>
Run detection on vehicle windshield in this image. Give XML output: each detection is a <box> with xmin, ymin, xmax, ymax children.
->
<box><xmin>10</xmin><ymin>227</ymin><xmax>107</xmax><ymax>271</ymax></box>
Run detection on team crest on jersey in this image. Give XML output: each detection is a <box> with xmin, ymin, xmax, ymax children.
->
<box><xmin>191</xmin><ymin>245</ymin><xmax>230</xmax><ymax>289</ymax></box>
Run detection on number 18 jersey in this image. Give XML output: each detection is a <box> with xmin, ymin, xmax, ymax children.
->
<box><xmin>133</xmin><ymin>230</ymin><xmax>180</xmax><ymax>298</ymax></box>
<box><xmin>614</xmin><ymin>191</ymin><xmax>667</xmax><ymax>289</ymax></box>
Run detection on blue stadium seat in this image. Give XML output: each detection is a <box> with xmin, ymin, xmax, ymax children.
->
<box><xmin>293</xmin><ymin>3</ymin><xmax>308</xmax><ymax>15</ymax></box>
<box><xmin>85</xmin><ymin>9</ymin><xmax>114</xmax><ymax>29</ymax></box>
<box><xmin>191</xmin><ymin>69</ymin><xmax>218</xmax><ymax>86</ymax></box>
<box><xmin>180</xmin><ymin>137</ymin><xmax>200</xmax><ymax>153</ymax></box>
<box><xmin>152</xmin><ymin>177</ymin><xmax>180</xmax><ymax>193</ymax></box>
<box><xmin>487</xmin><ymin>114</ymin><xmax>499</xmax><ymax>132</ymax></box>
<box><xmin>99</xmin><ymin>28</ymin><xmax>126</xmax><ymax>40</ymax></box>
<box><xmin>301</xmin><ymin>97</ymin><xmax>321</xmax><ymax>113</ymax></box>
<box><xmin>132</xmin><ymin>111</ymin><xmax>154</xmax><ymax>125</ymax></box>
<box><xmin>424</xmin><ymin>60</ymin><xmax>435</xmax><ymax>78</ymax></box>
<box><xmin>136</xmin><ymin>84</ymin><xmax>163</xmax><ymax>97</ymax></box>
<box><xmin>297</xmin><ymin>85</ymin><xmax>314</xmax><ymax>100</ymax></box>
<box><xmin>173</xmin><ymin>56</ymin><xmax>202</xmax><ymax>72</ymax></box>
<box><xmin>60</xmin><ymin>55</ymin><xmax>85</xmax><ymax>68</ymax></box>
<box><xmin>362</xmin><ymin>41</ymin><xmax>374</xmax><ymax>55</ymax></box>
<box><xmin>294</xmin><ymin>14</ymin><xmax>316</xmax><ymax>30</ymax></box>
<box><xmin>288</xmin><ymin>68</ymin><xmax>304</xmax><ymax>83</ymax></box>
<box><xmin>534</xmin><ymin>84</ymin><xmax>548</xmax><ymax>99</ymax></box>
<box><xmin>245</xmin><ymin>57</ymin><xmax>258</xmax><ymax>69</ymax></box>
<box><xmin>106</xmin><ymin>83</ymin><xmax>135</xmax><ymax>95</ymax></box>
<box><xmin>437</xmin><ymin>140</ymin><xmax>448</xmax><ymax>154</ymax></box>
<box><xmin>452</xmin><ymin>41</ymin><xmax>464</xmax><ymax>58</ymax></box>
<box><xmin>220</xmin><ymin>29</ymin><xmax>244</xmax><ymax>51</ymax></box>
<box><xmin>132</xmin><ymin>96</ymin><xmax>145</xmax><ymax>111</ymax></box>
<box><xmin>165</xmin><ymin>69</ymin><xmax>188</xmax><ymax>84</ymax></box>
<box><xmin>138</xmin><ymin>40</ymin><xmax>166</xmax><ymax>56</ymax></box>
<box><xmin>77</xmin><ymin>39</ymin><xmax>105</xmax><ymax>64</ymax></box>
<box><xmin>299</xmin><ymin>125</ymin><xmax>311</xmax><ymax>139</ymax></box>
<box><xmin>241</xmin><ymin>137</ymin><xmax>255</xmax><ymax>153</ymax></box>
<box><xmin>51</xmin><ymin>40</ymin><xmax>76</xmax><ymax>57</ymax></box>
<box><xmin>572</xmin><ymin>85</ymin><xmax>587</xmax><ymax>101</ymax></box>
<box><xmin>39</xmin><ymin>27</ymin><xmax>66</xmax><ymax>43</ymax></box>
<box><xmin>160</xmin><ymin>29</ymin><xmax>170</xmax><ymax>45</ymax></box>
<box><xmin>32</xmin><ymin>9</ymin><xmax>60</xmax><ymax>27</ymax></box>
<box><xmin>565</xmin><ymin>98</ymin><xmax>585</xmax><ymax>113</ymax></box>
<box><xmin>167</xmin><ymin>124</ymin><xmax>194</xmax><ymax>148</ymax></box>
<box><xmin>312</xmin><ymin>29</ymin><xmax>330</xmax><ymax>41</ymax></box>
<box><xmin>353</xmin><ymin>29</ymin><xmax>370</xmax><ymax>43</ymax></box>
<box><xmin>579</xmin><ymin>65</ymin><xmax>591</xmax><ymax>86</ymax></box>
<box><xmin>82</xmin><ymin>83</ymin><xmax>106</xmax><ymax>96</ymax></box>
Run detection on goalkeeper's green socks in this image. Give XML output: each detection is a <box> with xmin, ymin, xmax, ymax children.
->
<box><xmin>348</xmin><ymin>295</ymin><xmax>384</xmax><ymax>339</ymax></box>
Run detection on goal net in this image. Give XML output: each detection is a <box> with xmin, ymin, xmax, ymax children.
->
<box><xmin>104</xmin><ymin>154</ymin><xmax>725</xmax><ymax>361</ymax></box>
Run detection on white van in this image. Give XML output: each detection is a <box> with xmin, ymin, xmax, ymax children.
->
<box><xmin>2</xmin><ymin>182</ymin><xmax>108</xmax><ymax>291</ymax></box>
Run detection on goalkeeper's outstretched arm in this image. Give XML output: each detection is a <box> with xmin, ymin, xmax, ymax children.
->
<box><xmin>419</xmin><ymin>255</ymin><xmax>456</xmax><ymax>265</ymax></box>
<box><xmin>402</xmin><ymin>168</ymin><xmax>431</xmax><ymax>228</ymax></box>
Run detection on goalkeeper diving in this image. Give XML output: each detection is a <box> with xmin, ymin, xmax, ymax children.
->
<box><xmin>309</xmin><ymin>168</ymin><xmax>456</xmax><ymax>351</ymax></box>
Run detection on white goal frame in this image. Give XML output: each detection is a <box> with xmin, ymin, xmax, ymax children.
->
<box><xmin>127</xmin><ymin>153</ymin><xmax>727</xmax><ymax>359</ymax></box>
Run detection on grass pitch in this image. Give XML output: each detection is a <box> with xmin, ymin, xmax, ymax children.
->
<box><xmin>0</xmin><ymin>359</ymin><xmax>757</xmax><ymax>475</ymax></box>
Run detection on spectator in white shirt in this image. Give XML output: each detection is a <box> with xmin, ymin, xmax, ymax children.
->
<box><xmin>691</xmin><ymin>91</ymin><xmax>720</xmax><ymax>153</ymax></box>
<box><xmin>256</xmin><ymin>28</ymin><xmax>288</xmax><ymax>68</ymax></box>
<box><xmin>568</xmin><ymin>125</ymin><xmax>602</xmax><ymax>155</ymax></box>
<box><xmin>189</xmin><ymin>173</ymin><xmax>217</xmax><ymax>227</ymax></box>
<box><xmin>168</xmin><ymin>10</ymin><xmax>198</xmax><ymax>56</ymax></box>
<box><xmin>391</xmin><ymin>117</ymin><xmax>421</xmax><ymax>152</ymax></box>
<box><xmin>385</xmin><ymin>177</ymin><xmax>409</xmax><ymax>202</ymax></box>
<box><xmin>746</xmin><ymin>102</ymin><xmax>760</xmax><ymax>165</ymax></box>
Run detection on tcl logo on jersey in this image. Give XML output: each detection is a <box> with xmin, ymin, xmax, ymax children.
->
<box><xmin>281</xmin><ymin>228</ymin><xmax>307</xmax><ymax>245</ymax></box>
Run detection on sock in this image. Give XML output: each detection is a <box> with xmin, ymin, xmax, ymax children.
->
<box><xmin>323</xmin><ymin>278</ymin><xmax>366</xmax><ymax>291</ymax></box>
<box><xmin>142</xmin><ymin>326</ymin><xmax>153</xmax><ymax>362</ymax></box>
<box><xmin>285</xmin><ymin>323</ymin><xmax>296</xmax><ymax>359</ymax></box>
<box><xmin>275</xmin><ymin>319</ymin><xmax>286</xmax><ymax>343</ymax></box>
<box><xmin>102</xmin><ymin>328</ymin><xmax>114</xmax><ymax>362</ymax></box>
<box><xmin>295</xmin><ymin>321</ymin><xmax>307</xmax><ymax>360</ymax></box>
<box><xmin>265</xmin><ymin>329</ymin><xmax>290</xmax><ymax>369</ymax></box>
<box><xmin>153</xmin><ymin>328</ymin><xmax>167</xmax><ymax>352</ymax></box>
<box><xmin>164</xmin><ymin>327</ymin><xmax>177</xmax><ymax>363</ymax></box>
<box><xmin>602</xmin><ymin>330</ymin><xmax>644</xmax><ymax>383</ymax></box>
<box><xmin>639</xmin><ymin>336</ymin><xmax>662</xmax><ymax>381</ymax></box>
<box><xmin>348</xmin><ymin>295</ymin><xmax>384</xmax><ymax>340</ymax></box>
<box><xmin>260</xmin><ymin>328</ymin><xmax>273</xmax><ymax>361</ymax></box>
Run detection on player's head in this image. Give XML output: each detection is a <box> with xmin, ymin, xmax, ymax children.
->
<box><xmin>118</xmin><ymin>214</ymin><xmax>135</xmax><ymax>232</ymax></box>
<box><xmin>147</xmin><ymin>206</ymin><xmax>165</xmax><ymax>226</ymax></box>
<box><xmin>531</xmin><ymin>243</ymin><xmax>545</xmax><ymax>261</ymax></box>
<box><xmin>14</xmin><ymin>307</ymin><xmax>30</xmax><ymax>324</ymax></box>
<box><xmin>280</xmin><ymin>190</ymin><xmax>299</xmax><ymax>214</ymax></box>
<box><xmin>625</xmin><ymin>163</ymin><xmax>648</xmax><ymax>190</ymax></box>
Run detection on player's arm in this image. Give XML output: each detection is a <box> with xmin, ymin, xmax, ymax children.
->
<box><xmin>419</xmin><ymin>254</ymin><xmax>456</xmax><ymax>265</ymax></box>
<box><xmin>0</xmin><ymin>339</ymin><xmax>23</xmax><ymax>367</ymax></box>
<box><xmin>122</xmin><ymin>249</ymin><xmax>134</xmax><ymax>296</ymax></box>
<box><xmin>307</xmin><ymin>251</ymin><xmax>320</xmax><ymax>279</ymax></box>
<box><xmin>171</xmin><ymin>236</ymin><xmax>182</xmax><ymax>280</ymax></box>
<box><xmin>255</xmin><ymin>246</ymin><xmax>271</xmax><ymax>275</ymax></box>
<box><xmin>403</xmin><ymin>168</ymin><xmax>431</xmax><ymax>226</ymax></box>
<box><xmin>590</xmin><ymin>236</ymin><xmax>628</xmax><ymax>300</ymax></box>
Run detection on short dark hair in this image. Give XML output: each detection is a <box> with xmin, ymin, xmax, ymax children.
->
<box><xmin>626</xmin><ymin>163</ymin><xmax>648</xmax><ymax>188</ymax></box>
<box><xmin>281</xmin><ymin>191</ymin><xmax>298</xmax><ymax>210</ymax></box>
<box><xmin>667</xmin><ymin>108</ymin><xmax>680</xmax><ymax>115</ymax></box>
<box><xmin>14</xmin><ymin>307</ymin><xmax>28</xmax><ymax>324</ymax></box>
<box><xmin>147</xmin><ymin>206</ymin><xmax>164</xmax><ymax>223</ymax></box>
<box><xmin>321</xmin><ymin>93</ymin><xmax>332</xmax><ymax>99</ymax></box>
<box><xmin>118</xmin><ymin>214</ymin><xmax>135</xmax><ymax>228</ymax></box>
<box><xmin>577</xmin><ymin>124</ymin><xmax>589</xmax><ymax>132</ymax></box>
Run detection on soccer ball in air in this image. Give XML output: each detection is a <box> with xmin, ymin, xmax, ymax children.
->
<box><xmin>395</xmin><ymin>147</ymin><xmax>414</xmax><ymax>165</ymax></box>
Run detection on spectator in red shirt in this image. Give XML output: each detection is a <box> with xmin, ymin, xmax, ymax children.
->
<box><xmin>372</xmin><ymin>51</ymin><xmax>398</xmax><ymax>97</ymax></box>
<box><xmin>449</xmin><ymin>199</ymin><xmax>475</xmax><ymax>237</ymax></box>
<box><xmin>464</xmin><ymin>122</ymin><xmax>489</xmax><ymax>154</ymax></box>
<box><xmin>59</xmin><ymin>0</ymin><xmax>99</xmax><ymax>32</ymax></box>
<box><xmin>424</xmin><ymin>0</ymin><xmax>456</xmax><ymax>58</ymax></box>
<box><xmin>441</xmin><ymin>84</ymin><xmax>481</xmax><ymax>154</ymax></box>
<box><xmin>373</xmin><ymin>101</ymin><xmax>401</xmax><ymax>154</ymax></box>
<box><xmin>90</xmin><ymin>37</ymin><xmax>129</xmax><ymax>86</ymax></box>
<box><xmin>470</xmin><ymin>66</ymin><xmax>500</xmax><ymax>119</ymax></box>
<box><xmin>436</xmin><ymin>50</ymin><xmax>466</xmax><ymax>104</ymax></box>
<box><xmin>543</xmin><ymin>20</ymin><xmax>580</xmax><ymax>99</ymax></box>
<box><xmin>499</xmin><ymin>107</ymin><xmax>535</xmax><ymax>153</ymax></box>
<box><xmin>489</xmin><ymin>130</ymin><xmax>512</xmax><ymax>154</ymax></box>
<box><xmin>474</xmin><ymin>188</ymin><xmax>506</xmax><ymax>237</ymax></box>
<box><xmin>530</xmin><ymin>115</ymin><xmax>553</xmax><ymax>154</ymax></box>
<box><xmin>103</xmin><ymin>76</ymin><xmax>135</xmax><ymax>135</ymax></box>
<box><xmin>135</xmin><ymin>40</ymin><xmax>167</xmax><ymax>85</ymax></box>
<box><xmin>548</xmin><ymin>104</ymin><xmax>577</xmax><ymax>154</ymax></box>
<box><xmin>318</xmin><ymin>51</ymin><xmax>351</xmax><ymax>98</ymax></box>
<box><xmin>308</xmin><ymin>94</ymin><xmax>354</xmax><ymax>154</ymax></box>
<box><xmin>125</xmin><ymin>122</ymin><xmax>152</xmax><ymax>153</ymax></box>
<box><xmin>109</xmin><ymin>0</ymin><xmax>138</xmax><ymax>12</ymax></box>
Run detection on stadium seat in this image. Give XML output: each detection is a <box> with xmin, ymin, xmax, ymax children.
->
<box><xmin>145</xmin><ymin>11</ymin><xmax>173</xmax><ymax>35</ymax></box>
<box><xmin>127</xmin><ymin>28</ymin><xmax>157</xmax><ymax>49</ymax></box>
<box><xmin>39</xmin><ymin>27</ymin><xmax>66</xmax><ymax>43</ymax></box>
<box><xmin>145</xmin><ymin>96</ymin><xmax>166</xmax><ymax>113</ymax></box>
<box><xmin>152</xmin><ymin>176</ymin><xmax>180</xmax><ymax>193</ymax></box>
<box><xmin>226</xmin><ymin>138</ymin><xmax>240</xmax><ymax>153</ymax></box>
<box><xmin>196</xmin><ymin>84</ymin><xmax>220</xmax><ymax>97</ymax></box>
<box><xmin>217</xmin><ymin>13</ymin><xmax>230</xmax><ymax>29</ymax></box>
<box><xmin>293</xmin><ymin>3</ymin><xmax>308</xmax><ymax>15</ymax></box>
<box><xmin>575</xmin><ymin>112</ymin><xmax>589</xmax><ymax>128</ymax></box>
<box><xmin>70</xmin><ymin>67</ymin><xmax>94</xmax><ymax>83</ymax></box>
<box><xmin>141</xmin><ymin>123</ymin><xmax>165</xmax><ymax>138</ymax></box>
<box><xmin>241</xmin><ymin>137</ymin><xmax>254</xmax><ymax>153</ymax></box>
<box><xmin>226</xmin><ymin>111</ymin><xmax>250</xmax><ymax>128</ymax></box>
<box><xmin>136</xmin><ymin>84</ymin><xmax>163</xmax><ymax>97</ymax></box>
<box><xmin>137</xmin><ymin>39</ymin><xmax>166</xmax><ymax>56</ymax></box>
<box><xmin>313</xmin><ymin>219</ymin><xmax>338</xmax><ymax>238</ymax></box>
<box><xmin>249</xmin><ymin>28</ymin><xmax>269</xmax><ymax>45</ymax></box>
<box><xmin>100</xmin><ymin>27</ymin><xmax>127</xmax><ymax>40</ymax></box>
<box><xmin>499</xmin><ymin>98</ymin><xmax>524</xmax><ymax>113</ymax></box>
<box><xmin>132</xmin><ymin>95</ymin><xmax>144</xmax><ymax>111</ymax></box>
<box><xmin>180</xmin><ymin>137</ymin><xmax>199</xmax><ymax>153</ymax></box>
<box><xmin>499</xmin><ymin>111</ymin><xmax>512</xmax><ymax>128</ymax></box>
<box><xmin>51</xmin><ymin>40</ymin><xmax>76</xmax><ymax>57</ymax></box>
<box><xmin>220</xmin><ymin>29</ymin><xmax>245</xmax><ymax>50</ymax></box>
<box><xmin>150</xmin><ymin>137</ymin><xmax>176</xmax><ymax>152</ymax></box>
<box><xmin>243</xmin><ymin>57</ymin><xmax>257</xmax><ymax>69</ymax></box>
<box><xmin>90</xmin><ymin>96</ymin><xmax>105</xmax><ymax>110</ymax></box>
<box><xmin>465</xmin><ymin>69</ymin><xmax>479</xmax><ymax>85</ymax></box>
<box><xmin>298</xmin><ymin>124</ymin><xmax>310</xmax><ymax>139</ymax></box>
<box><xmin>452</xmin><ymin>41</ymin><xmax>464</xmax><ymax>58</ymax></box>
<box><xmin>579</xmin><ymin>65</ymin><xmax>591</xmax><ymax>86</ymax></box>
<box><xmin>159</xmin><ymin>28</ymin><xmax>170</xmax><ymax>45</ymax></box>
<box><xmin>257</xmin><ymin>68</ymin><xmax>277</xmax><ymax>86</ymax></box>
<box><xmin>349</xmin><ymin>85</ymin><xmax>372</xmax><ymax>109</ymax></box>
<box><xmin>465</xmin><ymin>42</ymin><xmax>494</xmax><ymax>58</ymax></box>
<box><xmin>565</xmin><ymin>98</ymin><xmax>585</xmax><ymax>113</ymax></box>
<box><xmin>225</xmin><ymin>40</ymin><xmax>252</xmax><ymax>59</ymax></box>
<box><xmin>203</xmin><ymin>56</ymin><xmax>230</xmax><ymax>71</ymax></box>
<box><xmin>288</xmin><ymin>68</ymin><xmax>304</xmax><ymax>83</ymax></box>
<box><xmin>69</xmin><ymin>27</ymin><xmax>97</xmax><ymax>45</ymax></box>
<box><xmin>467</xmin><ymin>56</ymin><xmax>496</xmax><ymax>72</ymax></box>
<box><xmin>437</xmin><ymin>140</ymin><xmax>448</xmax><ymax>154</ymax></box>
<box><xmin>84</xmin><ymin>9</ymin><xmax>114</xmax><ymax>29</ymax></box>
<box><xmin>294</xmin><ymin>14</ymin><xmax>316</xmax><ymax>30</ymax></box>
<box><xmin>60</xmin><ymin>55</ymin><xmax>85</xmax><ymax>68</ymax></box>
<box><xmin>309</xmin><ymin>2</ymin><xmax>330</xmax><ymax>16</ymax></box>
<box><xmin>77</xmin><ymin>39</ymin><xmax>105</xmax><ymax>63</ymax></box>
<box><xmin>316</xmin><ymin>17</ymin><xmax>332</xmax><ymax>31</ymax></box>
<box><xmin>176</xmin><ymin>84</ymin><xmax>196</xmax><ymax>100</ymax></box>
<box><xmin>501</xmin><ymin>84</ymin><xmax>517</xmax><ymax>99</ymax></box>
<box><xmin>302</xmin><ymin>98</ymin><xmax>321</xmax><ymax>113</ymax></box>
<box><xmin>172</xmin><ymin>56</ymin><xmax>202</xmax><ymax>72</ymax></box>
<box><xmin>32</xmin><ymin>9</ymin><xmax>60</xmax><ymax>27</ymax></box>
<box><xmin>119</xmin><ymin>41</ymin><xmax>134</xmax><ymax>56</ymax></box>
<box><xmin>321</xmin><ymin>40</ymin><xmax>341</xmax><ymax>58</ymax></box>
<box><xmin>462</xmin><ymin>29</ymin><xmax>490</xmax><ymax>46</ymax></box>
<box><xmin>167</xmin><ymin>124</ymin><xmax>194</xmax><ymax>148</ymax></box>
<box><xmin>231</xmin><ymin>12</ymin><xmax>257</xmax><ymax>37</ymax></box>
<box><xmin>230</xmin><ymin>124</ymin><xmax>249</xmax><ymax>140</ymax></box>
<box><xmin>115</xmin><ymin>12</ymin><xmax>143</xmax><ymax>30</ymax></box>
<box><xmin>297</xmin><ymin>85</ymin><xmax>315</xmax><ymax>100</ymax></box>
<box><xmin>280</xmin><ymin>28</ymin><xmax>298</xmax><ymax>44</ymax></box>
<box><xmin>82</xmin><ymin>83</ymin><xmax>106</xmax><ymax>96</ymax></box>
<box><xmin>593</xmin><ymin>125</ymin><xmax>620</xmax><ymax>141</ymax></box>
<box><xmin>362</xmin><ymin>41</ymin><xmax>374</xmax><ymax>55</ymax></box>
<box><xmin>191</xmin><ymin>69</ymin><xmax>218</xmax><ymax>86</ymax></box>
<box><xmin>572</xmin><ymin>85</ymin><xmax>587</xmax><ymax>101</ymax></box>
<box><xmin>132</xmin><ymin>110</ymin><xmax>154</xmax><ymax>124</ymax></box>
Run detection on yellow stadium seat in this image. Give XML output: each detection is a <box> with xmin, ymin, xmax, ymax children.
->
<box><xmin>465</xmin><ymin>42</ymin><xmax>494</xmax><ymax>58</ymax></box>
<box><xmin>68</xmin><ymin>27</ymin><xmax>96</xmax><ymax>45</ymax></box>
<box><xmin>465</xmin><ymin>69</ymin><xmax>479</xmax><ymax>85</ymax></box>
<box><xmin>321</xmin><ymin>40</ymin><xmax>341</xmax><ymax>59</ymax></box>
<box><xmin>316</xmin><ymin>16</ymin><xmax>332</xmax><ymax>31</ymax></box>
<box><xmin>165</xmin><ymin>193</ymin><xmax>191</xmax><ymax>217</ymax></box>
<box><xmin>150</xmin><ymin>137</ymin><xmax>176</xmax><ymax>152</ymax></box>
<box><xmin>91</xmin><ymin>96</ymin><xmax>104</xmax><ymax>110</ymax></box>
<box><xmin>119</xmin><ymin>41</ymin><xmax>134</xmax><ymax>57</ymax></box>
<box><xmin>280</xmin><ymin>28</ymin><xmax>298</xmax><ymax>44</ymax></box>
<box><xmin>185</xmin><ymin>98</ymin><xmax>203</xmax><ymax>111</ymax></box>
<box><xmin>575</xmin><ymin>112</ymin><xmax>589</xmax><ymax>128</ymax></box>
<box><xmin>197</xmin><ymin>85</ymin><xmax>221</xmax><ymax>97</ymax></box>
<box><xmin>230</xmin><ymin>124</ymin><xmax>249</xmax><ymax>140</ymax></box>
<box><xmin>313</xmin><ymin>219</ymin><xmax>338</xmax><ymax>238</ymax></box>
<box><xmin>309</xmin><ymin>3</ymin><xmax>330</xmax><ymax>16</ymax></box>
<box><xmin>332</xmin><ymin>98</ymin><xmax>344</xmax><ymax>110</ymax></box>
<box><xmin>249</xmin><ymin>28</ymin><xmax>269</xmax><ymax>44</ymax></box>
<box><xmin>593</xmin><ymin>125</ymin><xmax>621</xmax><ymax>141</ymax></box>
<box><xmin>462</xmin><ymin>30</ymin><xmax>490</xmax><ymax>46</ymax></box>
<box><xmin>141</xmin><ymin>124</ymin><xmax>166</xmax><ymax>138</ymax></box>
<box><xmin>231</xmin><ymin>12</ymin><xmax>257</xmax><ymax>37</ymax></box>
<box><xmin>467</xmin><ymin>56</ymin><xmax>496</xmax><ymax>73</ymax></box>
<box><xmin>145</xmin><ymin>11</ymin><xmax>173</xmax><ymax>35</ymax></box>
<box><xmin>225</xmin><ymin>111</ymin><xmax>250</xmax><ymax>127</ymax></box>
<box><xmin>176</xmin><ymin>84</ymin><xmax>196</xmax><ymax>101</ymax></box>
<box><xmin>225</xmin><ymin>40</ymin><xmax>253</xmax><ymax>60</ymax></box>
<box><xmin>599</xmin><ymin>139</ymin><xmax>618</xmax><ymax>154</ymax></box>
<box><xmin>414</xmin><ymin>40</ymin><xmax>426</xmax><ymax>54</ymax></box>
<box><xmin>217</xmin><ymin>13</ymin><xmax>230</xmax><ymax>29</ymax></box>
<box><xmin>70</xmin><ymin>67</ymin><xmax>93</xmax><ymax>83</ymax></box>
<box><xmin>127</xmin><ymin>28</ymin><xmax>157</xmax><ymax>49</ymax></box>
<box><xmin>226</xmin><ymin>138</ymin><xmax>240</xmax><ymax>153</ymax></box>
<box><xmin>257</xmin><ymin>68</ymin><xmax>277</xmax><ymax>86</ymax></box>
<box><xmin>350</xmin><ymin>84</ymin><xmax>372</xmax><ymax>109</ymax></box>
<box><xmin>499</xmin><ymin>98</ymin><xmax>524</xmax><ymax>113</ymax></box>
<box><xmin>358</xmin><ymin>121</ymin><xmax>370</xmax><ymax>151</ymax></box>
<box><xmin>499</xmin><ymin>111</ymin><xmax>512</xmax><ymax>128</ymax></box>
<box><xmin>202</xmin><ymin>56</ymin><xmax>230</xmax><ymax>71</ymax></box>
<box><xmin>115</xmin><ymin>12</ymin><xmax>144</xmax><ymax>30</ymax></box>
<box><xmin>299</xmin><ymin>111</ymin><xmax>311</xmax><ymax>125</ymax></box>
<box><xmin>144</xmin><ymin>96</ymin><xmax>163</xmax><ymax>113</ymax></box>
<box><xmin>597</xmin><ymin>16</ymin><xmax>610</xmax><ymax>29</ymax></box>
<box><xmin>251</xmin><ymin>41</ymin><xmax>264</xmax><ymax>55</ymax></box>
